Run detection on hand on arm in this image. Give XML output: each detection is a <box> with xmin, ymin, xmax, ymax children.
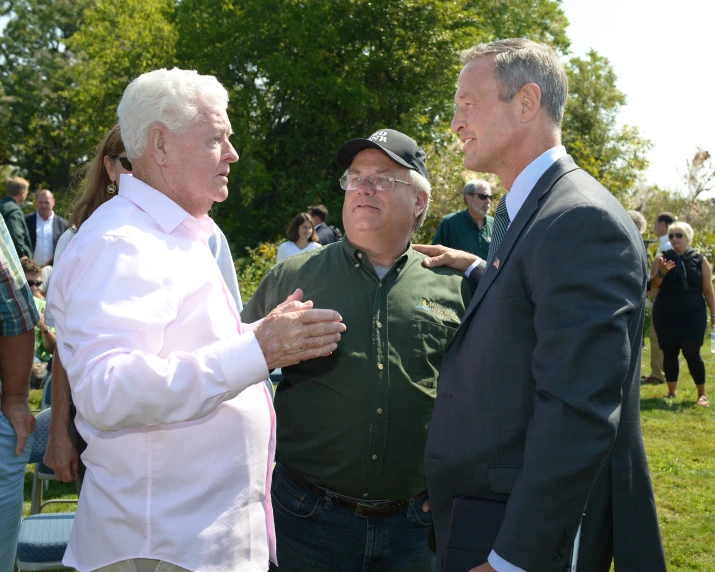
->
<box><xmin>0</xmin><ymin>330</ymin><xmax>37</xmax><ymax>455</ymax></box>
<box><xmin>43</xmin><ymin>352</ymin><xmax>79</xmax><ymax>481</ymax></box>
<box><xmin>412</xmin><ymin>244</ymin><xmax>479</xmax><ymax>273</ymax></box>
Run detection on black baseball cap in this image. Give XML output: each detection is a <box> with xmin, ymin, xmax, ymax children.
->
<box><xmin>335</xmin><ymin>128</ymin><xmax>429</xmax><ymax>180</ymax></box>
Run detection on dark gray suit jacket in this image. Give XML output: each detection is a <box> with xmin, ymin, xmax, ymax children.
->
<box><xmin>424</xmin><ymin>156</ymin><xmax>666</xmax><ymax>571</ymax></box>
<box><xmin>25</xmin><ymin>211</ymin><xmax>69</xmax><ymax>260</ymax></box>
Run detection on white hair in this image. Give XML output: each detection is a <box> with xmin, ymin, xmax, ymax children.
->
<box><xmin>410</xmin><ymin>170</ymin><xmax>432</xmax><ymax>232</ymax></box>
<box><xmin>668</xmin><ymin>221</ymin><xmax>694</xmax><ymax>244</ymax></box>
<box><xmin>117</xmin><ymin>68</ymin><xmax>229</xmax><ymax>160</ymax></box>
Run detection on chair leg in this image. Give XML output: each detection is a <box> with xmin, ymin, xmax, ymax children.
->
<box><xmin>30</xmin><ymin>471</ymin><xmax>40</xmax><ymax>515</ymax></box>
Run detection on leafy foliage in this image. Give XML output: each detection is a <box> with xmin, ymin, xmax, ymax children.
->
<box><xmin>562</xmin><ymin>50</ymin><xmax>652</xmax><ymax>198</ymax></box>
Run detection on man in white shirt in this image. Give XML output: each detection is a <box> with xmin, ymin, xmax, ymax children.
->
<box><xmin>642</xmin><ymin>212</ymin><xmax>677</xmax><ymax>385</ymax></box>
<box><xmin>25</xmin><ymin>189</ymin><xmax>68</xmax><ymax>266</ymax></box>
<box><xmin>48</xmin><ymin>68</ymin><xmax>345</xmax><ymax>572</ymax></box>
<box><xmin>416</xmin><ymin>38</ymin><xmax>665</xmax><ymax>572</ymax></box>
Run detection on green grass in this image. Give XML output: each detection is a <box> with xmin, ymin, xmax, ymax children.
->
<box><xmin>23</xmin><ymin>340</ymin><xmax>715</xmax><ymax>570</ymax></box>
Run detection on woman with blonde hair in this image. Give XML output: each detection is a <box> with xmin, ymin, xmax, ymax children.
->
<box><xmin>651</xmin><ymin>221</ymin><xmax>715</xmax><ymax>406</ymax></box>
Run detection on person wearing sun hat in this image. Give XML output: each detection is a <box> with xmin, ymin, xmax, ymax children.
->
<box><xmin>242</xmin><ymin>128</ymin><xmax>475</xmax><ymax>572</ymax></box>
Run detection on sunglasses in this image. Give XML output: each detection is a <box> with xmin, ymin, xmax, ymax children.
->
<box><xmin>111</xmin><ymin>155</ymin><xmax>132</xmax><ymax>171</ymax></box>
<box><xmin>469</xmin><ymin>193</ymin><xmax>492</xmax><ymax>200</ymax></box>
<box><xmin>27</xmin><ymin>280</ymin><xmax>42</xmax><ymax>287</ymax></box>
<box><xmin>669</xmin><ymin>233</ymin><xmax>684</xmax><ymax>239</ymax></box>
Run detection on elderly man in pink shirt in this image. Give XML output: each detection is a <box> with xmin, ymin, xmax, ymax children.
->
<box><xmin>47</xmin><ymin>68</ymin><xmax>345</xmax><ymax>572</ymax></box>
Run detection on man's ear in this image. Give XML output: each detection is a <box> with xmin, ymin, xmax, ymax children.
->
<box><xmin>414</xmin><ymin>190</ymin><xmax>429</xmax><ymax>218</ymax></box>
<box><xmin>150</xmin><ymin>125</ymin><xmax>169</xmax><ymax>166</ymax></box>
<box><xmin>518</xmin><ymin>83</ymin><xmax>542</xmax><ymax>123</ymax></box>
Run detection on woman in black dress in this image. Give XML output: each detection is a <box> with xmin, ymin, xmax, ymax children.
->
<box><xmin>651</xmin><ymin>222</ymin><xmax>715</xmax><ymax>406</ymax></box>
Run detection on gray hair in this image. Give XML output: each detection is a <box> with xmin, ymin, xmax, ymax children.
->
<box><xmin>463</xmin><ymin>179</ymin><xmax>490</xmax><ymax>196</ymax></box>
<box><xmin>410</xmin><ymin>170</ymin><xmax>432</xmax><ymax>233</ymax></box>
<box><xmin>668</xmin><ymin>221</ymin><xmax>694</xmax><ymax>244</ymax></box>
<box><xmin>627</xmin><ymin>210</ymin><xmax>647</xmax><ymax>234</ymax></box>
<box><xmin>117</xmin><ymin>68</ymin><xmax>230</xmax><ymax>160</ymax></box>
<box><xmin>460</xmin><ymin>38</ymin><xmax>568</xmax><ymax>125</ymax></box>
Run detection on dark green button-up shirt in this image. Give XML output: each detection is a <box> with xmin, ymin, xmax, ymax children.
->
<box><xmin>242</xmin><ymin>238</ymin><xmax>473</xmax><ymax>500</ymax></box>
<box><xmin>432</xmin><ymin>210</ymin><xmax>494</xmax><ymax>259</ymax></box>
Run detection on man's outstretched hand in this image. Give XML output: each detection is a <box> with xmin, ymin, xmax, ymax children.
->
<box><xmin>254</xmin><ymin>288</ymin><xmax>346</xmax><ymax>369</ymax></box>
<box><xmin>413</xmin><ymin>244</ymin><xmax>480</xmax><ymax>273</ymax></box>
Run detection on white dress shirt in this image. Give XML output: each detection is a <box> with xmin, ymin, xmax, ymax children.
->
<box><xmin>48</xmin><ymin>174</ymin><xmax>276</xmax><ymax>572</ymax></box>
<box><xmin>657</xmin><ymin>233</ymin><xmax>673</xmax><ymax>254</ymax></box>
<box><xmin>33</xmin><ymin>211</ymin><xmax>54</xmax><ymax>265</ymax></box>
<box><xmin>488</xmin><ymin>145</ymin><xmax>577</xmax><ymax>572</ymax></box>
<box><xmin>275</xmin><ymin>239</ymin><xmax>321</xmax><ymax>262</ymax></box>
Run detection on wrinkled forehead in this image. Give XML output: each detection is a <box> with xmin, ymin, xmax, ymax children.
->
<box><xmin>348</xmin><ymin>149</ymin><xmax>406</xmax><ymax>174</ymax></box>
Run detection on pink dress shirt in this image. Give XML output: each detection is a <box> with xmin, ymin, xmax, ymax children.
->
<box><xmin>47</xmin><ymin>175</ymin><xmax>276</xmax><ymax>572</ymax></box>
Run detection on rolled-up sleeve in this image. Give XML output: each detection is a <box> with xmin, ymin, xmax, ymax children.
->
<box><xmin>50</xmin><ymin>233</ymin><xmax>268</xmax><ymax>432</ymax></box>
<box><xmin>0</xmin><ymin>218</ymin><xmax>40</xmax><ymax>336</ymax></box>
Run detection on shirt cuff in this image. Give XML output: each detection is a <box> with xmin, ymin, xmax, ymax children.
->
<box><xmin>488</xmin><ymin>550</ymin><xmax>527</xmax><ymax>572</ymax></box>
<box><xmin>215</xmin><ymin>331</ymin><xmax>270</xmax><ymax>395</ymax></box>
<box><xmin>465</xmin><ymin>258</ymin><xmax>482</xmax><ymax>277</ymax></box>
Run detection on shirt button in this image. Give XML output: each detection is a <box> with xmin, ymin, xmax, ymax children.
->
<box><xmin>377</xmin><ymin>363</ymin><xmax>384</xmax><ymax>370</ymax></box>
<box><xmin>363</xmin><ymin>493</ymin><xmax>369</xmax><ymax>498</ymax></box>
<box><xmin>371</xmin><ymin>454</ymin><xmax>378</xmax><ymax>461</ymax></box>
<box><xmin>376</xmin><ymin>408</ymin><xmax>383</xmax><ymax>415</ymax></box>
<box><xmin>376</xmin><ymin>321</ymin><xmax>382</xmax><ymax>328</ymax></box>
<box><xmin>354</xmin><ymin>263</ymin><xmax>360</xmax><ymax>268</ymax></box>
<box><xmin>357</xmin><ymin>252</ymin><xmax>363</xmax><ymax>259</ymax></box>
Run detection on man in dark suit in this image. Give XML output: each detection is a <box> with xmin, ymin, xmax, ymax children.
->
<box><xmin>25</xmin><ymin>189</ymin><xmax>68</xmax><ymax>265</ymax></box>
<box><xmin>417</xmin><ymin>39</ymin><xmax>666</xmax><ymax>572</ymax></box>
<box><xmin>308</xmin><ymin>204</ymin><xmax>341</xmax><ymax>245</ymax></box>
<box><xmin>0</xmin><ymin>176</ymin><xmax>33</xmax><ymax>258</ymax></box>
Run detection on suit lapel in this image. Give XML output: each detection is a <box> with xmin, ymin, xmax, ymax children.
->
<box><xmin>456</xmin><ymin>156</ymin><xmax>580</xmax><ymax>330</ymax></box>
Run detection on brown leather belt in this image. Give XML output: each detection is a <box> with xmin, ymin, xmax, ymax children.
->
<box><xmin>282</xmin><ymin>465</ymin><xmax>426</xmax><ymax>519</ymax></box>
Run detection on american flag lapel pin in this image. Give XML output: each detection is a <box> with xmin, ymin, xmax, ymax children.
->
<box><xmin>493</xmin><ymin>257</ymin><xmax>500</xmax><ymax>269</ymax></box>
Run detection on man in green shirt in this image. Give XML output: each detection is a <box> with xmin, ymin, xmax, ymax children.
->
<box><xmin>0</xmin><ymin>177</ymin><xmax>33</xmax><ymax>259</ymax></box>
<box><xmin>431</xmin><ymin>179</ymin><xmax>494</xmax><ymax>259</ymax></box>
<box><xmin>242</xmin><ymin>129</ymin><xmax>474</xmax><ymax>572</ymax></box>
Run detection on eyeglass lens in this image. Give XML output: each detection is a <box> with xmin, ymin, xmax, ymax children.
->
<box><xmin>669</xmin><ymin>233</ymin><xmax>683</xmax><ymax>239</ymax></box>
<box><xmin>476</xmin><ymin>193</ymin><xmax>492</xmax><ymax>200</ymax></box>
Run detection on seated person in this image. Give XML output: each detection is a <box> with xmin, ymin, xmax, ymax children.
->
<box><xmin>22</xmin><ymin>258</ymin><xmax>55</xmax><ymax>387</ymax></box>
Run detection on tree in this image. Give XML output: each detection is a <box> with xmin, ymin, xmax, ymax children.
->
<box><xmin>562</xmin><ymin>50</ymin><xmax>652</xmax><ymax>198</ymax></box>
<box><xmin>66</xmin><ymin>0</ymin><xmax>177</xmax><ymax>150</ymax></box>
<box><xmin>174</xmin><ymin>0</ymin><xmax>570</xmax><ymax>249</ymax></box>
<box><xmin>0</xmin><ymin>0</ymin><xmax>91</xmax><ymax>191</ymax></box>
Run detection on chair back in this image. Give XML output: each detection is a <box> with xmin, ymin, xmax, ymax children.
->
<box><xmin>29</xmin><ymin>408</ymin><xmax>52</xmax><ymax>465</ymax></box>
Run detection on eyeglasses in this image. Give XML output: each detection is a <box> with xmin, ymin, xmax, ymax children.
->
<box><xmin>669</xmin><ymin>233</ymin><xmax>684</xmax><ymax>239</ymax></box>
<box><xmin>111</xmin><ymin>155</ymin><xmax>132</xmax><ymax>171</ymax></box>
<box><xmin>471</xmin><ymin>193</ymin><xmax>492</xmax><ymax>200</ymax></box>
<box><xmin>27</xmin><ymin>280</ymin><xmax>42</xmax><ymax>287</ymax></box>
<box><xmin>338</xmin><ymin>174</ymin><xmax>413</xmax><ymax>192</ymax></box>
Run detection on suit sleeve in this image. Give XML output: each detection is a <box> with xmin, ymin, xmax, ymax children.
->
<box><xmin>7</xmin><ymin>209</ymin><xmax>33</xmax><ymax>258</ymax></box>
<box><xmin>492</xmin><ymin>201</ymin><xmax>644</xmax><ymax>566</ymax></box>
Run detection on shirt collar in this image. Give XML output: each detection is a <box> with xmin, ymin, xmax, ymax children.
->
<box><xmin>37</xmin><ymin>211</ymin><xmax>54</xmax><ymax>223</ymax></box>
<box><xmin>342</xmin><ymin>235</ymin><xmax>412</xmax><ymax>272</ymax></box>
<box><xmin>505</xmin><ymin>145</ymin><xmax>567</xmax><ymax>223</ymax></box>
<box><xmin>118</xmin><ymin>174</ymin><xmax>213</xmax><ymax>236</ymax></box>
<box><xmin>659</xmin><ymin>234</ymin><xmax>673</xmax><ymax>251</ymax></box>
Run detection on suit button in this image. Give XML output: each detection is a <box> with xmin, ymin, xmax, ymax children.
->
<box><xmin>376</xmin><ymin>408</ymin><xmax>383</xmax><ymax>415</ymax></box>
<box><xmin>377</xmin><ymin>363</ymin><xmax>384</xmax><ymax>370</ymax></box>
<box><xmin>376</xmin><ymin>321</ymin><xmax>382</xmax><ymax>328</ymax></box>
<box><xmin>371</xmin><ymin>454</ymin><xmax>377</xmax><ymax>461</ymax></box>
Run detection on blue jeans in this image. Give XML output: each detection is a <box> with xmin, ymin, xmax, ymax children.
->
<box><xmin>0</xmin><ymin>411</ymin><xmax>33</xmax><ymax>572</ymax></box>
<box><xmin>269</xmin><ymin>463</ymin><xmax>437</xmax><ymax>572</ymax></box>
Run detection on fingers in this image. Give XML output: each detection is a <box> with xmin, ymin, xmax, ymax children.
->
<box><xmin>413</xmin><ymin>244</ymin><xmax>446</xmax><ymax>257</ymax></box>
<box><xmin>283</xmin><ymin>288</ymin><xmax>303</xmax><ymax>304</ymax></box>
<box><xmin>422</xmin><ymin>254</ymin><xmax>447</xmax><ymax>268</ymax></box>
<box><xmin>422</xmin><ymin>498</ymin><xmax>432</xmax><ymax>512</ymax></box>
<box><xmin>14</xmin><ymin>432</ymin><xmax>28</xmax><ymax>456</ymax></box>
<box><xmin>298</xmin><ymin>309</ymin><xmax>345</xmax><ymax>326</ymax></box>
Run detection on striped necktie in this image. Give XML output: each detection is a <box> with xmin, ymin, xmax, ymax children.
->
<box><xmin>486</xmin><ymin>195</ymin><xmax>510</xmax><ymax>267</ymax></box>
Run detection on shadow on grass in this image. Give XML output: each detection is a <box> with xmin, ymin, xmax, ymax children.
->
<box><xmin>640</xmin><ymin>396</ymin><xmax>698</xmax><ymax>412</ymax></box>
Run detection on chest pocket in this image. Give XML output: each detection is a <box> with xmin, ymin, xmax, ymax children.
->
<box><xmin>409</xmin><ymin>318</ymin><xmax>457</xmax><ymax>389</ymax></box>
